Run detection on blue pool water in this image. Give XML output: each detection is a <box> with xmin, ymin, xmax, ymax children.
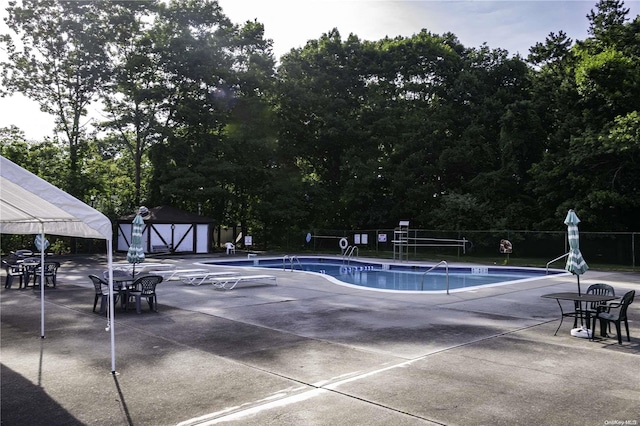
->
<box><xmin>207</xmin><ymin>257</ymin><xmax>565</xmax><ymax>292</ymax></box>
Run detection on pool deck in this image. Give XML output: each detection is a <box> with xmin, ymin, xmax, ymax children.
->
<box><xmin>2</xmin><ymin>254</ymin><xmax>639</xmax><ymax>425</ymax></box>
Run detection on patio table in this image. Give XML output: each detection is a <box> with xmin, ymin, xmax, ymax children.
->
<box><xmin>541</xmin><ymin>292</ymin><xmax>617</xmax><ymax>336</ymax></box>
<box><xmin>105</xmin><ymin>270</ymin><xmax>138</xmax><ymax>310</ymax></box>
<box><xmin>20</xmin><ymin>260</ymin><xmax>41</xmax><ymax>287</ymax></box>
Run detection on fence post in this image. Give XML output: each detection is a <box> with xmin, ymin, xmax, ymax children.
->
<box><xmin>633</xmin><ymin>232</ymin><xmax>636</xmax><ymax>270</ymax></box>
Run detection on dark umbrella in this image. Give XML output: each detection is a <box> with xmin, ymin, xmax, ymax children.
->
<box><xmin>564</xmin><ymin>209</ymin><xmax>588</xmax><ymax>295</ymax></box>
<box><xmin>126</xmin><ymin>209</ymin><xmax>146</xmax><ymax>276</ymax></box>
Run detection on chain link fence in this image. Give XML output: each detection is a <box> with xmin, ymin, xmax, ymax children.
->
<box><xmin>3</xmin><ymin>228</ymin><xmax>638</xmax><ymax>270</ymax></box>
<box><xmin>274</xmin><ymin>229</ymin><xmax>639</xmax><ymax>270</ymax></box>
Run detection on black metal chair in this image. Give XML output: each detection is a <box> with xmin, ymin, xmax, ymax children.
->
<box><xmin>125</xmin><ymin>275</ymin><xmax>163</xmax><ymax>314</ymax></box>
<box><xmin>89</xmin><ymin>274</ymin><xmax>119</xmax><ymax>315</ymax></box>
<box><xmin>592</xmin><ymin>290</ymin><xmax>635</xmax><ymax>344</ymax></box>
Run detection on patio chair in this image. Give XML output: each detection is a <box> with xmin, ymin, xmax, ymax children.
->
<box><xmin>36</xmin><ymin>262</ymin><xmax>60</xmax><ymax>288</ymax></box>
<box><xmin>89</xmin><ymin>274</ymin><xmax>119</xmax><ymax>315</ymax></box>
<box><xmin>125</xmin><ymin>275</ymin><xmax>163</xmax><ymax>314</ymax></box>
<box><xmin>3</xmin><ymin>259</ymin><xmax>23</xmax><ymax>289</ymax></box>
<box><xmin>584</xmin><ymin>283</ymin><xmax>615</xmax><ymax>330</ymax></box>
<box><xmin>225</xmin><ymin>242</ymin><xmax>235</xmax><ymax>255</ymax></box>
<box><xmin>13</xmin><ymin>249</ymin><xmax>33</xmax><ymax>259</ymax></box>
<box><xmin>591</xmin><ymin>290</ymin><xmax>635</xmax><ymax>344</ymax></box>
<box><xmin>20</xmin><ymin>257</ymin><xmax>42</xmax><ymax>288</ymax></box>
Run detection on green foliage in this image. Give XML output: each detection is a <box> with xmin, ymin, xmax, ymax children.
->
<box><xmin>2</xmin><ymin>0</ymin><xmax>639</xmax><ymax>248</ymax></box>
<box><xmin>1</xmin><ymin>0</ymin><xmax>141</xmax><ymax>197</ymax></box>
<box><xmin>528</xmin><ymin>0</ymin><xmax>639</xmax><ymax>231</ymax></box>
<box><xmin>1</xmin><ymin>127</ymin><xmax>69</xmax><ymax>188</ymax></box>
<box><xmin>48</xmin><ymin>239</ymin><xmax>69</xmax><ymax>255</ymax></box>
<box><xmin>0</xmin><ymin>234</ymin><xmax>33</xmax><ymax>255</ymax></box>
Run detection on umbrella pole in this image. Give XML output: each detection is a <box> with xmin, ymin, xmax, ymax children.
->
<box><xmin>577</xmin><ymin>275</ymin><xmax>581</xmax><ymax>296</ymax></box>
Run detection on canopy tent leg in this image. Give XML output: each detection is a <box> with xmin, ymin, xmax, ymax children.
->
<box><xmin>108</xmin><ymin>239</ymin><xmax>116</xmax><ymax>374</ymax></box>
<box><xmin>40</xmin><ymin>227</ymin><xmax>45</xmax><ymax>338</ymax></box>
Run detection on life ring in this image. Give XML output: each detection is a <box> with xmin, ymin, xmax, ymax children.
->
<box><xmin>339</xmin><ymin>238</ymin><xmax>348</xmax><ymax>250</ymax></box>
<box><xmin>500</xmin><ymin>239</ymin><xmax>513</xmax><ymax>254</ymax></box>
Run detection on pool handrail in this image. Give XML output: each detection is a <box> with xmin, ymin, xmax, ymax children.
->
<box><xmin>546</xmin><ymin>253</ymin><xmax>569</xmax><ymax>274</ymax></box>
<box><xmin>343</xmin><ymin>246</ymin><xmax>358</xmax><ymax>265</ymax></box>
<box><xmin>421</xmin><ymin>261</ymin><xmax>449</xmax><ymax>294</ymax></box>
<box><xmin>282</xmin><ymin>255</ymin><xmax>302</xmax><ymax>271</ymax></box>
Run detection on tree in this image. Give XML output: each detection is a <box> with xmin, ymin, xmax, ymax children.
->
<box><xmin>277</xmin><ymin>29</ymin><xmax>370</xmax><ymax>228</ymax></box>
<box><xmin>528</xmin><ymin>0</ymin><xmax>640</xmax><ymax>230</ymax></box>
<box><xmin>0</xmin><ymin>125</ymin><xmax>68</xmax><ymax>188</ymax></box>
<box><xmin>98</xmin><ymin>1</ymin><xmax>160</xmax><ymax>207</ymax></box>
<box><xmin>1</xmin><ymin>0</ymin><xmax>140</xmax><ymax>197</ymax></box>
<box><xmin>587</xmin><ymin>0</ymin><xmax>630</xmax><ymax>47</ymax></box>
<box><xmin>146</xmin><ymin>0</ymin><xmax>279</xmax><ymax>246</ymax></box>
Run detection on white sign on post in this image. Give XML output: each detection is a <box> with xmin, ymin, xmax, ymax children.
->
<box><xmin>244</xmin><ymin>236</ymin><xmax>253</xmax><ymax>246</ymax></box>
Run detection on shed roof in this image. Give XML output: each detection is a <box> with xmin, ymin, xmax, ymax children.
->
<box><xmin>118</xmin><ymin>205</ymin><xmax>214</xmax><ymax>224</ymax></box>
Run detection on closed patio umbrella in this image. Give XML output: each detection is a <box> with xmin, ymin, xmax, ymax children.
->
<box><xmin>564</xmin><ymin>209</ymin><xmax>588</xmax><ymax>295</ymax></box>
<box><xmin>34</xmin><ymin>234</ymin><xmax>49</xmax><ymax>252</ymax></box>
<box><xmin>126</xmin><ymin>208</ymin><xmax>146</xmax><ymax>276</ymax></box>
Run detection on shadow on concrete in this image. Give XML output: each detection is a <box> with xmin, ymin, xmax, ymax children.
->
<box><xmin>1</xmin><ymin>363</ymin><xmax>84</xmax><ymax>426</ymax></box>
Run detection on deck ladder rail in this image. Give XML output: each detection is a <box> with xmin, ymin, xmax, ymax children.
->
<box><xmin>420</xmin><ymin>261</ymin><xmax>449</xmax><ymax>294</ymax></box>
<box><xmin>343</xmin><ymin>246</ymin><xmax>358</xmax><ymax>265</ymax></box>
<box><xmin>282</xmin><ymin>255</ymin><xmax>303</xmax><ymax>271</ymax></box>
<box><xmin>546</xmin><ymin>253</ymin><xmax>569</xmax><ymax>274</ymax></box>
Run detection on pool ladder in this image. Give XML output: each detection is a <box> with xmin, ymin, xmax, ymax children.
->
<box><xmin>343</xmin><ymin>245</ymin><xmax>358</xmax><ymax>264</ymax></box>
<box><xmin>282</xmin><ymin>255</ymin><xmax>303</xmax><ymax>271</ymax></box>
<box><xmin>421</xmin><ymin>261</ymin><xmax>449</xmax><ymax>294</ymax></box>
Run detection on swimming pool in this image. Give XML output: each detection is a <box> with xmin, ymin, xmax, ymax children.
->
<box><xmin>206</xmin><ymin>257</ymin><xmax>567</xmax><ymax>293</ymax></box>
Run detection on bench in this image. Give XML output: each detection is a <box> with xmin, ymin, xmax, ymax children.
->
<box><xmin>179</xmin><ymin>271</ymin><xmax>237</xmax><ymax>286</ymax></box>
<box><xmin>152</xmin><ymin>244</ymin><xmax>171</xmax><ymax>253</ymax></box>
<box><xmin>208</xmin><ymin>274</ymin><xmax>278</xmax><ymax>290</ymax></box>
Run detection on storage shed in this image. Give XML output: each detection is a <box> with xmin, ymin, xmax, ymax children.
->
<box><xmin>117</xmin><ymin>205</ymin><xmax>214</xmax><ymax>254</ymax></box>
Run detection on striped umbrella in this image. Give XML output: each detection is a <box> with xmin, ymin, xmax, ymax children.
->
<box><xmin>564</xmin><ymin>209</ymin><xmax>588</xmax><ymax>295</ymax></box>
<box><xmin>126</xmin><ymin>213</ymin><xmax>145</xmax><ymax>276</ymax></box>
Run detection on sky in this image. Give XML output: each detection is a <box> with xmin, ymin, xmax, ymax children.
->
<box><xmin>1</xmin><ymin>0</ymin><xmax>639</xmax><ymax>141</ymax></box>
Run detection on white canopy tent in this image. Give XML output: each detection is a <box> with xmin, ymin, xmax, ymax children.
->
<box><xmin>0</xmin><ymin>155</ymin><xmax>117</xmax><ymax>373</ymax></box>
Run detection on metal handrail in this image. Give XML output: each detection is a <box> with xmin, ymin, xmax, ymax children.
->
<box><xmin>343</xmin><ymin>246</ymin><xmax>358</xmax><ymax>264</ymax></box>
<box><xmin>421</xmin><ymin>261</ymin><xmax>449</xmax><ymax>294</ymax></box>
<box><xmin>282</xmin><ymin>255</ymin><xmax>302</xmax><ymax>271</ymax></box>
<box><xmin>546</xmin><ymin>253</ymin><xmax>569</xmax><ymax>274</ymax></box>
<box><xmin>291</xmin><ymin>256</ymin><xmax>302</xmax><ymax>271</ymax></box>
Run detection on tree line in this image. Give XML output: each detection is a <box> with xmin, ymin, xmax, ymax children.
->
<box><xmin>1</xmin><ymin>0</ymin><xmax>638</xmax><ymax>249</ymax></box>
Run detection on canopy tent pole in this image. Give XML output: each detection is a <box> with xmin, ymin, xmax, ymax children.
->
<box><xmin>40</xmin><ymin>226</ymin><xmax>45</xmax><ymax>338</ymax></box>
<box><xmin>108</xmin><ymin>239</ymin><xmax>116</xmax><ymax>374</ymax></box>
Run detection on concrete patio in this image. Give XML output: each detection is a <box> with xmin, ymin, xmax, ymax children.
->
<box><xmin>1</xmin><ymin>255</ymin><xmax>639</xmax><ymax>425</ymax></box>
